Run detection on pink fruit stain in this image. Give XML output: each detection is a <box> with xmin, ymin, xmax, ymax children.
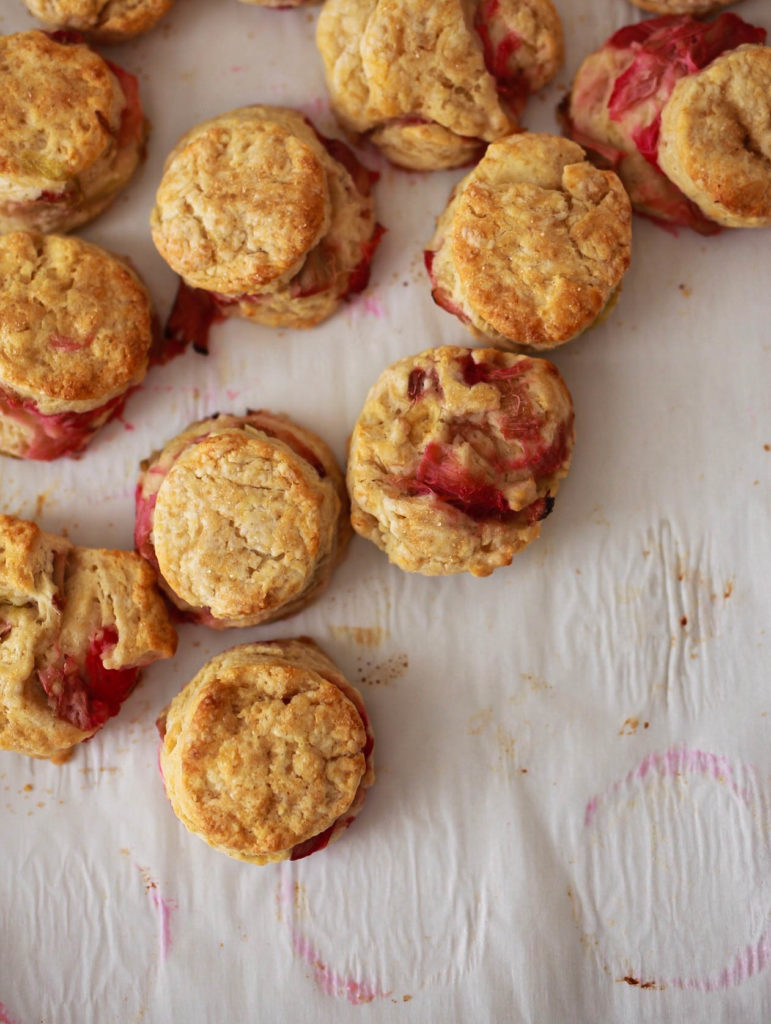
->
<box><xmin>278</xmin><ymin>870</ymin><xmax>388</xmax><ymax>1004</ymax></box>
<box><xmin>583</xmin><ymin>745</ymin><xmax>770</xmax><ymax>992</ymax></box>
<box><xmin>362</xmin><ymin>293</ymin><xmax>385</xmax><ymax>318</ymax></box>
<box><xmin>139</xmin><ymin>868</ymin><xmax>177</xmax><ymax>962</ymax></box>
<box><xmin>0</xmin><ymin>1004</ymin><xmax>21</xmax><ymax>1024</ymax></box>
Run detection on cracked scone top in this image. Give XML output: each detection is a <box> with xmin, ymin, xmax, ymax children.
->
<box><xmin>563</xmin><ymin>14</ymin><xmax>767</xmax><ymax>233</ymax></box>
<box><xmin>23</xmin><ymin>0</ymin><xmax>174</xmax><ymax>43</ymax></box>
<box><xmin>317</xmin><ymin>0</ymin><xmax>563</xmax><ymax>170</ymax></box>
<box><xmin>0</xmin><ymin>232</ymin><xmax>155</xmax><ymax>460</ymax></box>
<box><xmin>151</xmin><ymin>106</ymin><xmax>381</xmax><ymax>334</ymax></box>
<box><xmin>157</xmin><ymin>638</ymin><xmax>375</xmax><ymax>864</ymax></box>
<box><xmin>347</xmin><ymin>346</ymin><xmax>574</xmax><ymax>577</ymax></box>
<box><xmin>657</xmin><ymin>46</ymin><xmax>771</xmax><ymax>228</ymax></box>
<box><xmin>0</xmin><ymin>515</ymin><xmax>177</xmax><ymax>761</ymax></box>
<box><xmin>425</xmin><ymin>134</ymin><xmax>631</xmax><ymax>350</ymax></box>
<box><xmin>0</xmin><ymin>31</ymin><xmax>147</xmax><ymax>234</ymax></box>
<box><xmin>135</xmin><ymin>412</ymin><xmax>351</xmax><ymax>628</ymax></box>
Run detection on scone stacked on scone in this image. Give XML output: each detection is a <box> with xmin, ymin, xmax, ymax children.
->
<box><xmin>157</xmin><ymin>639</ymin><xmax>374</xmax><ymax>863</ymax></box>
<box><xmin>563</xmin><ymin>14</ymin><xmax>769</xmax><ymax>232</ymax></box>
<box><xmin>317</xmin><ymin>0</ymin><xmax>563</xmax><ymax>171</ymax></box>
<box><xmin>0</xmin><ymin>31</ymin><xmax>147</xmax><ymax>234</ymax></box>
<box><xmin>135</xmin><ymin>412</ymin><xmax>351</xmax><ymax>628</ymax></box>
<box><xmin>151</xmin><ymin>106</ymin><xmax>383</xmax><ymax>347</ymax></box>
<box><xmin>0</xmin><ymin>232</ymin><xmax>156</xmax><ymax>461</ymax></box>
<box><xmin>0</xmin><ymin>516</ymin><xmax>177</xmax><ymax>761</ymax></box>
<box><xmin>23</xmin><ymin>0</ymin><xmax>174</xmax><ymax>43</ymax></box>
<box><xmin>347</xmin><ymin>346</ymin><xmax>574</xmax><ymax>577</ymax></box>
<box><xmin>425</xmin><ymin>134</ymin><xmax>632</xmax><ymax>350</ymax></box>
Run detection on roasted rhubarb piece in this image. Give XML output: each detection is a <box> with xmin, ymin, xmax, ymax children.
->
<box><xmin>425</xmin><ymin>133</ymin><xmax>631</xmax><ymax>350</ymax></box>
<box><xmin>157</xmin><ymin>639</ymin><xmax>374</xmax><ymax>864</ymax></box>
<box><xmin>0</xmin><ymin>232</ymin><xmax>155</xmax><ymax>460</ymax></box>
<box><xmin>151</xmin><ymin>106</ymin><xmax>382</xmax><ymax>349</ymax></box>
<box><xmin>135</xmin><ymin>412</ymin><xmax>350</xmax><ymax>628</ymax></box>
<box><xmin>0</xmin><ymin>31</ymin><xmax>147</xmax><ymax>233</ymax></box>
<box><xmin>347</xmin><ymin>346</ymin><xmax>574</xmax><ymax>576</ymax></box>
<box><xmin>563</xmin><ymin>13</ymin><xmax>767</xmax><ymax>232</ymax></box>
<box><xmin>317</xmin><ymin>0</ymin><xmax>563</xmax><ymax>171</ymax></box>
<box><xmin>0</xmin><ymin>516</ymin><xmax>176</xmax><ymax>761</ymax></box>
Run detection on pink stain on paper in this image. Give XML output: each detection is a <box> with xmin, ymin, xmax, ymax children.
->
<box><xmin>139</xmin><ymin>867</ymin><xmax>177</xmax><ymax>962</ymax></box>
<box><xmin>0</xmin><ymin>1004</ymin><xmax>22</xmax><ymax>1024</ymax></box>
<box><xmin>277</xmin><ymin>871</ymin><xmax>388</xmax><ymax>1004</ymax></box>
<box><xmin>580</xmin><ymin>744</ymin><xmax>771</xmax><ymax>993</ymax></box>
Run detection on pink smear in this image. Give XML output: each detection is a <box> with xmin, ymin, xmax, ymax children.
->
<box><xmin>584</xmin><ymin>745</ymin><xmax>752</xmax><ymax>827</ymax></box>
<box><xmin>291</xmin><ymin>930</ymin><xmax>386</xmax><ymax>1005</ymax></box>
<box><xmin>115</xmin><ymin>412</ymin><xmax>135</xmax><ymax>432</ymax></box>
<box><xmin>230</xmin><ymin>65</ymin><xmax>245</xmax><ymax>73</ymax></box>
<box><xmin>151</xmin><ymin>892</ymin><xmax>177</xmax><ymax>961</ymax></box>
<box><xmin>0</xmin><ymin>1004</ymin><xmax>22</xmax><ymax>1024</ymax></box>
<box><xmin>361</xmin><ymin>293</ymin><xmax>384</xmax><ymax>318</ymax></box>
<box><xmin>671</xmin><ymin>926</ymin><xmax>771</xmax><ymax>991</ymax></box>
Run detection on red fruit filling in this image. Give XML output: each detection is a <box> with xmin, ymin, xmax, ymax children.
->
<box><xmin>311</xmin><ymin>127</ymin><xmax>380</xmax><ymax>198</ymax></box>
<box><xmin>160</xmin><ymin>279</ymin><xmax>226</xmax><ymax>360</ymax></box>
<box><xmin>106</xmin><ymin>61</ymin><xmax>145</xmax><ymax>149</ymax></box>
<box><xmin>606</xmin><ymin>14</ymin><xmax>765</xmax><ymax>169</ymax></box>
<box><xmin>407</xmin><ymin>366</ymin><xmax>442</xmax><ymax>402</ymax></box>
<box><xmin>343</xmin><ymin>223</ymin><xmax>386</xmax><ymax>299</ymax></box>
<box><xmin>424</xmin><ymin>250</ymin><xmax>472</xmax><ymax>325</ymax></box>
<box><xmin>474</xmin><ymin>0</ymin><xmax>530</xmax><ymax>113</ymax></box>
<box><xmin>37</xmin><ymin>627</ymin><xmax>139</xmax><ymax>732</ymax></box>
<box><xmin>243</xmin><ymin>411</ymin><xmax>328</xmax><ymax>478</ymax></box>
<box><xmin>0</xmin><ymin>385</ymin><xmax>133</xmax><ymax>461</ymax></box>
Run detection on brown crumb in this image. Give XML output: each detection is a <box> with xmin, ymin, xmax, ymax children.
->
<box><xmin>680</xmin><ymin>615</ymin><xmax>688</xmax><ymax>628</ymax></box>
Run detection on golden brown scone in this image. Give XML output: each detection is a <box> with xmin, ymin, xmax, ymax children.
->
<box><xmin>135</xmin><ymin>412</ymin><xmax>351</xmax><ymax>628</ymax></box>
<box><xmin>151</xmin><ymin>106</ymin><xmax>382</xmax><ymax>338</ymax></box>
<box><xmin>23</xmin><ymin>0</ymin><xmax>174</xmax><ymax>43</ymax></box>
<box><xmin>0</xmin><ymin>232</ymin><xmax>155</xmax><ymax>460</ymax></box>
<box><xmin>425</xmin><ymin>134</ymin><xmax>631</xmax><ymax>350</ymax></box>
<box><xmin>0</xmin><ymin>31</ymin><xmax>147</xmax><ymax>234</ymax></box>
<box><xmin>347</xmin><ymin>346</ymin><xmax>574</xmax><ymax>576</ymax></box>
<box><xmin>0</xmin><ymin>515</ymin><xmax>177</xmax><ymax>761</ymax></box>
<box><xmin>157</xmin><ymin>638</ymin><xmax>375</xmax><ymax>864</ymax></box>
<box><xmin>562</xmin><ymin>14</ymin><xmax>766</xmax><ymax>233</ymax></box>
<box><xmin>657</xmin><ymin>45</ymin><xmax>771</xmax><ymax>228</ymax></box>
<box><xmin>317</xmin><ymin>0</ymin><xmax>563</xmax><ymax>171</ymax></box>
<box><xmin>629</xmin><ymin>0</ymin><xmax>739</xmax><ymax>13</ymax></box>
<box><xmin>238</xmin><ymin>0</ymin><xmax>316</xmax><ymax>6</ymax></box>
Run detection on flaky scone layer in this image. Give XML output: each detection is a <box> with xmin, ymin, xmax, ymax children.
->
<box><xmin>158</xmin><ymin>638</ymin><xmax>374</xmax><ymax>864</ymax></box>
<box><xmin>347</xmin><ymin>346</ymin><xmax>574</xmax><ymax>576</ymax></box>
<box><xmin>0</xmin><ymin>516</ymin><xmax>176</xmax><ymax>760</ymax></box>
<box><xmin>426</xmin><ymin>134</ymin><xmax>631</xmax><ymax>349</ymax></box>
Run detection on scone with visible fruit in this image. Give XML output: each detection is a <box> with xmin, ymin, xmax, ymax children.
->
<box><xmin>0</xmin><ymin>232</ymin><xmax>156</xmax><ymax>460</ymax></box>
<box><xmin>157</xmin><ymin>638</ymin><xmax>374</xmax><ymax>863</ymax></box>
<box><xmin>151</xmin><ymin>106</ymin><xmax>383</xmax><ymax>351</ymax></box>
<box><xmin>425</xmin><ymin>133</ymin><xmax>631</xmax><ymax>350</ymax></box>
<box><xmin>135</xmin><ymin>412</ymin><xmax>350</xmax><ymax>628</ymax></box>
<box><xmin>23</xmin><ymin>0</ymin><xmax>174</xmax><ymax>43</ymax></box>
<box><xmin>0</xmin><ymin>31</ymin><xmax>147</xmax><ymax>233</ymax></box>
<box><xmin>0</xmin><ymin>516</ymin><xmax>177</xmax><ymax>761</ymax></box>
<box><xmin>317</xmin><ymin>0</ymin><xmax>563</xmax><ymax>170</ymax></box>
<box><xmin>347</xmin><ymin>346</ymin><xmax>574</xmax><ymax>576</ymax></box>
<box><xmin>562</xmin><ymin>13</ymin><xmax>766</xmax><ymax>233</ymax></box>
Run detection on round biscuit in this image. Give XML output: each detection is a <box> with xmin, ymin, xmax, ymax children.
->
<box><xmin>23</xmin><ymin>0</ymin><xmax>174</xmax><ymax>42</ymax></box>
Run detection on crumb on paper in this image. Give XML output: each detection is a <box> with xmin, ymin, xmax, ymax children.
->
<box><xmin>619</xmin><ymin>717</ymin><xmax>639</xmax><ymax>736</ymax></box>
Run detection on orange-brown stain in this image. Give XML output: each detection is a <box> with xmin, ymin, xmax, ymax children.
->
<box><xmin>403</xmin><ymin>995</ymin><xmax>412</xmax><ymax>1002</ymax></box>
<box><xmin>331</xmin><ymin>625</ymin><xmax>388</xmax><ymax>648</ymax></box>
<box><xmin>619</xmin><ymin>717</ymin><xmax>639</xmax><ymax>736</ymax></box>
<box><xmin>356</xmin><ymin>652</ymin><xmax>408</xmax><ymax>686</ymax></box>
<box><xmin>724</xmin><ymin>581</ymin><xmax>734</xmax><ymax>599</ymax></box>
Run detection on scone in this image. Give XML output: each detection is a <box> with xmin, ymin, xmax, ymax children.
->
<box><xmin>0</xmin><ymin>31</ymin><xmax>147</xmax><ymax>234</ymax></box>
<box><xmin>317</xmin><ymin>0</ymin><xmax>564</xmax><ymax>171</ymax></box>
<box><xmin>23</xmin><ymin>0</ymin><xmax>174</xmax><ymax>43</ymax></box>
<box><xmin>238</xmin><ymin>0</ymin><xmax>316</xmax><ymax>6</ymax></box>
<box><xmin>562</xmin><ymin>14</ymin><xmax>766</xmax><ymax>233</ymax></box>
<box><xmin>425</xmin><ymin>134</ymin><xmax>631</xmax><ymax>350</ymax></box>
<box><xmin>157</xmin><ymin>639</ymin><xmax>375</xmax><ymax>864</ymax></box>
<box><xmin>629</xmin><ymin>0</ymin><xmax>741</xmax><ymax>13</ymax></box>
<box><xmin>657</xmin><ymin>46</ymin><xmax>771</xmax><ymax>228</ymax></box>
<box><xmin>0</xmin><ymin>516</ymin><xmax>177</xmax><ymax>761</ymax></box>
<box><xmin>0</xmin><ymin>232</ymin><xmax>156</xmax><ymax>461</ymax></box>
<box><xmin>347</xmin><ymin>346</ymin><xmax>574</xmax><ymax>576</ymax></box>
<box><xmin>135</xmin><ymin>412</ymin><xmax>351</xmax><ymax>628</ymax></box>
<box><xmin>151</xmin><ymin>106</ymin><xmax>383</xmax><ymax>348</ymax></box>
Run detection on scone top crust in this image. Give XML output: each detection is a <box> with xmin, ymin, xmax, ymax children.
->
<box><xmin>658</xmin><ymin>45</ymin><xmax>771</xmax><ymax>227</ymax></box>
<box><xmin>0</xmin><ymin>232</ymin><xmax>152</xmax><ymax>407</ymax></box>
<box><xmin>447</xmin><ymin>134</ymin><xmax>632</xmax><ymax>347</ymax></box>
<box><xmin>347</xmin><ymin>345</ymin><xmax>574</xmax><ymax>575</ymax></box>
<box><xmin>24</xmin><ymin>0</ymin><xmax>174</xmax><ymax>43</ymax></box>
<box><xmin>151</xmin><ymin>107</ymin><xmax>333</xmax><ymax>295</ymax></box>
<box><xmin>0</xmin><ymin>31</ymin><xmax>125</xmax><ymax>184</ymax></box>
<box><xmin>160</xmin><ymin>640</ymin><xmax>369</xmax><ymax>861</ymax></box>
<box><xmin>151</xmin><ymin>426</ymin><xmax>338</xmax><ymax>621</ymax></box>
<box><xmin>629</xmin><ymin>0</ymin><xmax>738</xmax><ymax>13</ymax></box>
